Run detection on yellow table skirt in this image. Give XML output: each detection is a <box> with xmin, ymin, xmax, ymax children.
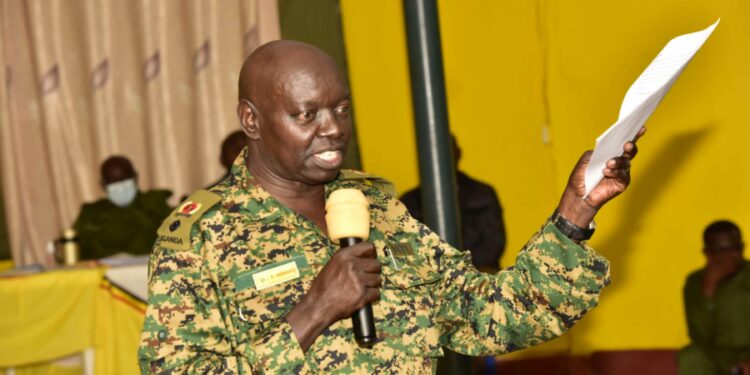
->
<box><xmin>0</xmin><ymin>267</ymin><xmax>145</xmax><ymax>374</ymax></box>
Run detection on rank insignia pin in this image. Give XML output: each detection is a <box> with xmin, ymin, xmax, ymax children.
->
<box><xmin>179</xmin><ymin>201</ymin><xmax>202</xmax><ymax>216</ymax></box>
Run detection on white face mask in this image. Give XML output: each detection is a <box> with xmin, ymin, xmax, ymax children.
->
<box><xmin>106</xmin><ymin>178</ymin><xmax>138</xmax><ymax>207</ymax></box>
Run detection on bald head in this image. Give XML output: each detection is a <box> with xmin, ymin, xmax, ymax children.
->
<box><xmin>238</xmin><ymin>40</ymin><xmax>343</xmax><ymax>104</ymax></box>
<box><xmin>235</xmin><ymin>40</ymin><xmax>352</xmax><ymax>187</ymax></box>
<box><xmin>101</xmin><ymin>156</ymin><xmax>136</xmax><ymax>185</ymax></box>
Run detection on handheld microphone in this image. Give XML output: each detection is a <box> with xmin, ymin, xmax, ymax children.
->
<box><xmin>325</xmin><ymin>189</ymin><xmax>377</xmax><ymax>347</ymax></box>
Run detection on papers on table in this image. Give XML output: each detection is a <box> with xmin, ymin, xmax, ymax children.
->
<box><xmin>584</xmin><ymin>19</ymin><xmax>719</xmax><ymax>197</ymax></box>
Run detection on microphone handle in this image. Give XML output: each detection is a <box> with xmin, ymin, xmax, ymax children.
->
<box><xmin>340</xmin><ymin>237</ymin><xmax>377</xmax><ymax>347</ymax></box>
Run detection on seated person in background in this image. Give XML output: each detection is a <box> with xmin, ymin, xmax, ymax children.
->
<box><xmin>210</xmin><ymin>130</ymin><xmax>247</xmax><ymax>188</ymax></box>
<box><xmin>74</xmin><ymin>156</ymin><xmax>172</xmax><ymax>259</ymax></box>
<box><xmin>678</xmin><ymin>220</ymin><xmax>750</xmax><ymax>375</ymax></box>
<box><xmin>401</xmin><ymin>135</ymin><xmax>505</xmax><ymax>272</ymax></box>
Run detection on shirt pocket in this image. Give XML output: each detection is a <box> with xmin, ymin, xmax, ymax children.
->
<box><xmin>230</xmin><ymin>256</ymin><xmax>312</xmax><ymax>335</ymax></box>
<box><xmin>376</xmin><ymin>253</ymin><xmax>444</xmax><ymax>358</ymax></box>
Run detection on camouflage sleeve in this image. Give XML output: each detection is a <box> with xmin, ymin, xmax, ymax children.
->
<box><xmin>430</xmin><ymin>218</ymin><xmax>611</xmax><ymax>355</ymax></box>
<box><xmin>138</xmin><ymin>214</ymin><xmax>308</xmax><ymax>374</ymax></box>
<box><xmin>376</xmin><ymin>190</ymin><xmax>609</xmax><ymax>356</ymax></box>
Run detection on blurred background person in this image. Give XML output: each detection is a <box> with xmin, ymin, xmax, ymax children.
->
<box><xmin>213</xmin><ymin>130</ymin><xmax>247</xmax><ymax>187</ymax></box>
<box><xmin>73</xmin><ymin>156</ymin><xmax>172</xmax><ymax>260</ymax></box>
<box><xmin>678</xmin><ymin>220</ymin><xmax>750</xmax><ymax>375</ymax></box>
<box><xmin>400</xmin><ymin>134</ymin><xmax>506</xmax><ymax>273</ymax></box>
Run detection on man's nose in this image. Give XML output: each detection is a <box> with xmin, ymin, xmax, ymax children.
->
<box><xmin>318</xmin><ymin>109</ymin><xmax>345</xmax><ymax>138</ymax></box>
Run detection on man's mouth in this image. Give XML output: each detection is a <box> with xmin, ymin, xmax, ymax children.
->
<box><xmin>312</xmin><ymin>150</ymin><xmax>343</xmax><ymax>169</ymax></box>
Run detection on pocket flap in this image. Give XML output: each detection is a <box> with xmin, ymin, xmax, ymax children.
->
<box><xmin>384</xmin><ymin>257</ymin><xmax>441</xmax><ymax>289</ymax></box>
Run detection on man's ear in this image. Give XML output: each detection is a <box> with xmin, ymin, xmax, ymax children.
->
<box><xmin>237</xmin><ymin>99</ymin><xmax>260</xmax><ymax>140</ymax></box>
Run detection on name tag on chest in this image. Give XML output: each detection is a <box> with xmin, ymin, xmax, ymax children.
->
<box><xmin>253</xmin><ymin>262</ymin><xmax>300</xmax><ymax>290</ymax></box>
<box><xmin>389</xmin><ymin>241</ymin><xmax>415</xmax><ymax>258</ymax></box>
<box><xmin>235</xmin><ymin>255</ymin><xmax>310</xmax><ymax>292</ymax></box>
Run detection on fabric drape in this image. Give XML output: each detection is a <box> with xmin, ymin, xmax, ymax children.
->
<box><xmin>0</xmin><ymin>268</ymin><xmax>147</xmax><ymax>374</ymax></box>
<box><xmin>0</xmin><ymin>0</ymin><xmax>280</xmax><ymax>266</ymax></box>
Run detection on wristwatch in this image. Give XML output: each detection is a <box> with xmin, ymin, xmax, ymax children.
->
<box><xmin>552</xmin><ymin>209</ymin><xmax>596</xmax><ymax>241</ymax></box>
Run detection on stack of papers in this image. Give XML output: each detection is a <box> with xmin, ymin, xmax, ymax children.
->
<box><xmin>584</xmin><ymin>19</ymin><xmax>719</xmax><ymax>196</ymax></box>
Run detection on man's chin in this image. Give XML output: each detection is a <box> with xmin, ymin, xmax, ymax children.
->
<box><xmin>300</xmin><ymin>168</ymin><xmax>340</xmax><ymax>186</ymax></box>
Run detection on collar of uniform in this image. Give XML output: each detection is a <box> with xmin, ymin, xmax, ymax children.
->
<box><xmin>229</xmin><ymin>147</ymin><xmax>254</xmax><ymax>190</ymax></box>
<box><xmin>225</xmin><ymin>151</ymin><xmax>389</xmax><ymax>230</ymax></box>
<box><xmin>221</xmin><ymin>148</ymin><xmax>291</xmax><ymax>226</ymax></box>
<box><xmin>225</xmin><ymin>148</ymin><xmax>324</xmax><ymax>231</ymax></box>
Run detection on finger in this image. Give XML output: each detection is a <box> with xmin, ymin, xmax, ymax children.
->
<box><xmin>606</xmin><ymin>156</ymin><xmax>631</xmax><ymax>172</ymax></box>
<box><xmin>621</xmin><ymin>127</ymin><xmax>646</xmax><ymax>160</ymax></box>
<box><xmin>634</xmin><ymin>126</ymin><xmax>647</xmax><ymax>141</ymax></box>
<box><xmin>361</xmin><ymin>273</ymin><xmax>382</xmax><ymax>288</ymax></box>
<box><xmin>622</xmin><ymin>141</ymin><xmax>639</xmax><ymax>160</ymax></box>
<box><xmin>356</xmin><ymin>257</ymin><xmax>382</xmax><ymax>273</ymax></box>
<box><xmin>363</xmin><ymin>287</ymin><xmax>381</xmax><ymax>304</ymax></box>
<box><xmin>349</xmin><ymin>242</ymin><xmax>376</xmax><ymax>258</ymax></box>
<box><xmin>603</xmin><ymin>158</ymin><xmax>630</xmax><ymax>180</ymax></box>
<box><xmin>602</xmin><ymin>166</ymin><xmax>629</xmax><ymax>180</ymax></box>
<box><xmin>567</xmin><ymin>150</ymin><xmax>593</xmax><ymax>184</ymax></box>
<box><xmin>577</xmin><ymin>150</ymin><xmax>593</xmax><ymax>169</ymax></box>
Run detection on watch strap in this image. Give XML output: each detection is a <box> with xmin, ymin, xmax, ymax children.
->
<box><xmin>552</xmin><ymin>209</ymin><xmax>595</xmax><ymax>241</ymax></box>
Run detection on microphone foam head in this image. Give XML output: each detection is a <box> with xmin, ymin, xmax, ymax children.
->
<box><xmin>325</xmin><ymin>189</ymin><xmax>370</xmax><ymax>241</ymax></box>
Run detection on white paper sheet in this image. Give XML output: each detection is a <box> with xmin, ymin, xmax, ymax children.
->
<box><xmin>584</xmin><ymin>19</ymin><xmax>719</xmax><ymax>196</ymax></box>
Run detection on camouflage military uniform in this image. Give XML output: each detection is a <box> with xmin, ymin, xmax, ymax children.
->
<box><xmin>139</xmin><ymin>150</ymin><xmax>611</xmax><ymax>374</ymax></box>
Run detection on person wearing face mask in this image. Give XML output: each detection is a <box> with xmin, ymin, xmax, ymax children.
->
<box><xmin>73</xmin><ymin>156</ymin><xmax>173</xmax><ymax>260</ymax></box>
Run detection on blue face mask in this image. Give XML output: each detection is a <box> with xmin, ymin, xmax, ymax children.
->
<box><xmin>106</xmin><ymin>178</ymin><xmax>138</xmax><ymax>207</ymax></box>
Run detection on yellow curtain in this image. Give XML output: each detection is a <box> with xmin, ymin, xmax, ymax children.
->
<box><xmin>0</xmin><ymin>0</ymin><xmax>280</xmax><ymax>267</ymax></box>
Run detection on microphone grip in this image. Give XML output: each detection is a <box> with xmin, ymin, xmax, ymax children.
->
<box><xmin>340</xmin><ymin>237</ymin><xmax>377</xmax><ymax>347</ymax></box>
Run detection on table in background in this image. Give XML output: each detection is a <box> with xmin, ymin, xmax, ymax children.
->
<box><xmin>0</xmin><ymin>264</ymin><xmax>147</xmax><ymax>375</ymax></box>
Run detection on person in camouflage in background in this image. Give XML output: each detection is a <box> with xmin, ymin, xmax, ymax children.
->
<box><xmin>138</xmin><ymin>40</ymin><xmax>644</xmax><ymax>373</ymax></box>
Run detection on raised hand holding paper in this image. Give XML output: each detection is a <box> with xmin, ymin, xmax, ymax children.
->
<box><xmin>584</xmin><ymin>19</ymin><xmax>719</xmax><ymax>196</ymax></box>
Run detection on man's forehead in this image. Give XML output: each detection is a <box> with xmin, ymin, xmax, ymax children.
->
<box><xmin>278</xmin><ymin>65</ymin><xmax>347</xmax><ymax>94</ymax></box>
<box><xmin>707</xmin><ymin>230</ymin><xmax>742</xmax><ymax>244</ymax></box>
<box><xmin>240</xmin><ymin>40</ymin><xmax>344</xmax><ymax>98</ymax></box>
<box><xmin>248</xmin><ymin>59</ymin><xmax>347</xmax><ymax>110</ymax></box>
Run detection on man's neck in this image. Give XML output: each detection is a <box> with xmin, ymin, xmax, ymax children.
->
<box><xmin>247</xmin><ymin>163</ymin><xmax>329</xmax><ymax>234</ymax></box>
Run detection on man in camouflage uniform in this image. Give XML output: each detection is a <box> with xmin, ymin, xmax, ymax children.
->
<box><xmin>139</xmin><ymin>40</ymin><xmax>643</xmax><ymax>373</ymax></box>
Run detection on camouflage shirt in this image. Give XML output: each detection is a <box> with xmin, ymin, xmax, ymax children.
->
<box><xmin>138</xmin><ymin>151</ymin><xmax>610</xmax><ymax>374</ymax></box>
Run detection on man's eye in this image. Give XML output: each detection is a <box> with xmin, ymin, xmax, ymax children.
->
<box><xmin>335</xmin><ymin>106</ymin><xmax>350</xmax><ymax>115</ymax></box>
<box><xmin>297</xmin><ymin>111</ymin><xmax>314</xmax><ymax>121</ymax></box>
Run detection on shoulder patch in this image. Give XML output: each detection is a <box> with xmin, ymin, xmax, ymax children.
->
<box><xmin>156</xmin><ymin>190</ymin><xmax>221</xmax><ymax>251</ymax></box>
<box><xmin>339</xmin><ymin>170</ymin><xmax>397</xmax><ymax>197</ymax></box>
